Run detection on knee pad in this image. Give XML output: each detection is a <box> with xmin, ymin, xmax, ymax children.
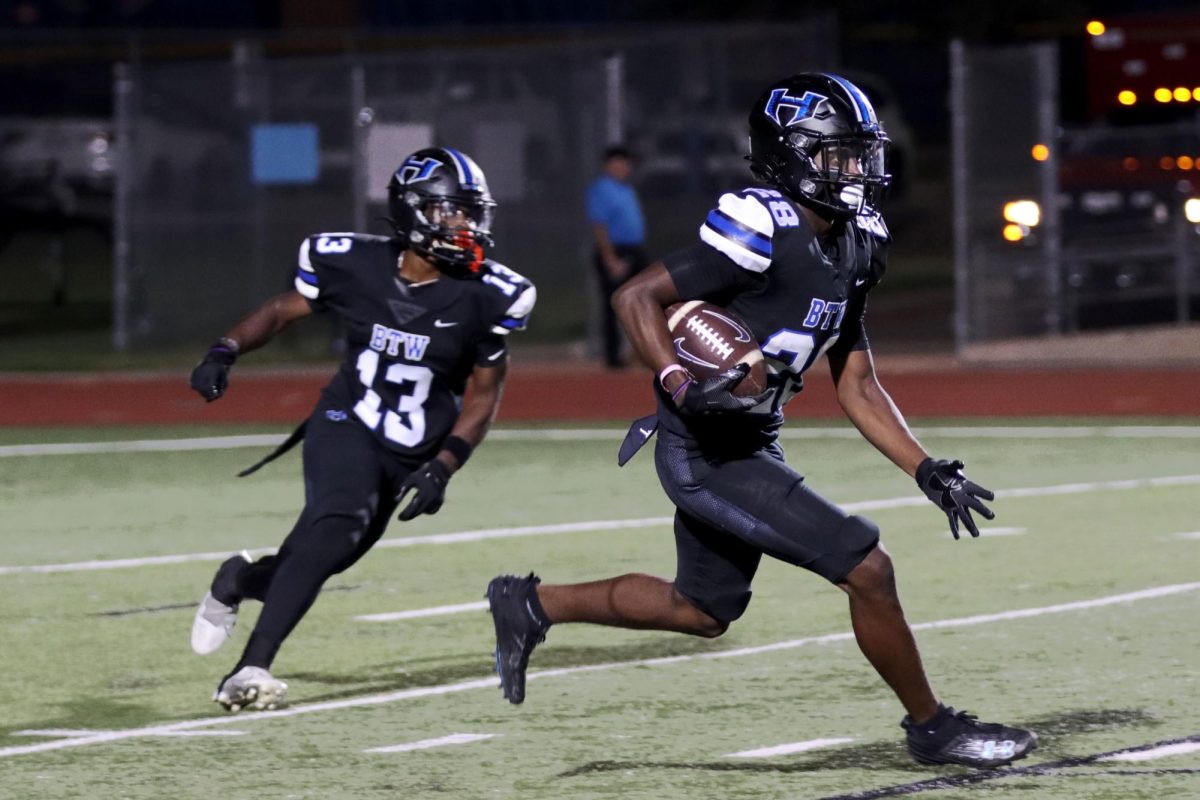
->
<box><xmin>840</xmin><ymin>514</ymin><xmax>880</xmax><ymax>552</ymax></box>
<box><xmin>678</xmin><ymin>584</ymin><xmax>753</xmax><ymax>626</ymax></box>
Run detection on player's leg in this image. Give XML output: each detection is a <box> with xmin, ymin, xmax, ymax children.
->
<box><xmin>488</xmin><ymin>514</ymin><xmax>748</xmax><ymax>705</ymax></box>
<box><xmin>214</xmin><ymin>411</ymin><xmax>391</xmax><ymax>709</ymax></box>
<box><xmin>676</xmin><ymin>446</ymin><xmax>1036</xmax><ymax>768</ymax></box>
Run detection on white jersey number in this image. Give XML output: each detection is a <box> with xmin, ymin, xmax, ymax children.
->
<box><xmin>353</xmin><ymin>350</ymin><xmax>433</xmax><ymax>447</ymax></box>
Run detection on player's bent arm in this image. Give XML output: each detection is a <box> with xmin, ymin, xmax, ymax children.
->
<box><xmin>436</xmin><ymin>357</ymin><xmax>508</xmax><ymax>474</ymax></box>
<box><xmin>828</xmin><ymin>348</ymin><xmax>928</xmax><ymax>477</ymax></box>
<box><xmin>611</xmin><ymin>262</ymin><xmax>687</xmax><ymax>394</ymax></box>
<box><xmin>221</xmin><ymin>290</ymin><xmax>314</xmax><ymax>355</ymax></box>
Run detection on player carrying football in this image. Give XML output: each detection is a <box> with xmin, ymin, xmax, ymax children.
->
<box><xmin>487</xmin><ymin>74</ymin><xmax>1037</xmax><ymax>769</ymax></box>
<box><xmin>188</xmin><ymin>147</ymin><xmax>535</xmax><ymax>711</ymax></box>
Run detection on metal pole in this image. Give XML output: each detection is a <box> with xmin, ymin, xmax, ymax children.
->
<box><xmin>1175</xmin><ymin>191</ymin><xmax>1191</xmax><ymax>324</ymax></box>
<box><xmin>112</xmin><ymin>62</ymin><xmax>133</xmax><ymax>352</ymax></box>
<box><xmin>350</xmin><ymin>61</ymin><xmax>368</xmax><ymax>233</ymax></box>
<box><xmin>603</xmin><ymin>51</ymin><xmax>624</xmax><ymax>145</ymax></box>
<box><xmin>949</xmin><ymin>40</ymin><xmax>970</xmax><ymax>349</ymax></box>
<box><xmin>1035</xmin><ymin>42</ymin><xmax>1062</xmax><ymax>334</ymax></box>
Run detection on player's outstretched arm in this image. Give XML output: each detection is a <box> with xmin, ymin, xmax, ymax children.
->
<box><xmin>189</xmin><ymin>290</ymin><xmax>313</xmax><ymax>402</ymax></box>
<box><xmin>829</xmin><ymin>348</ymin><xmax>995</xmax><ymax>538</ymax></box>
<box><xmin>396</xmin><ymin>357</ymin><xmax>507</xmax><ymax>521</ymax></box>
<box><xmin>828</xmin><ymin>348</ymin><xmax>927</xmax><ymax>474</ymax></box>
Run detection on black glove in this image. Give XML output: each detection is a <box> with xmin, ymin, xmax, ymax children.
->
<box><xmin>189</xmin><ymin>340</ymin><xmax>239</xmax><ymax>402</ymax></box>
<box><xmin>916</xmin><ymin>457</ymin><xmax>996</xmax><ymax>539</ymax></box>
<box><xmin>674</xmin><ymin>364</ymin><xmax>772</xmax><ymax>416</ymax></box>
<box><xmin>396</xmin><ymin>459</ymin><xmax>452</xmax><ymax>521</ymax></box>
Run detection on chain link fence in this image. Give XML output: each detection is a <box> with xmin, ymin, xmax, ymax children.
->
<box><xmin>951</xmin><ymin>40</ymin><xmax>1199</xmax><ymax>348</ymax></box>
<box><xmin>114</xmin><ymin>22</ymin><xmax>837</xmax><ymax>350</ymax></box>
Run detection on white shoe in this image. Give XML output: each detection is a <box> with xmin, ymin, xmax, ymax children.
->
<box><xmin>190</xmin><ymin>551</ymin><xmax>251</xmax><ymax>655</ymax></box>
<box><xmin>191</xmin><ymin>592</ymin><xmax>238</xmax><ymax>655</ymax></box>
<box><xmin>213</xmin><ymin>666</ymin><xmax>288</xmax><ymax>712</ymax></box>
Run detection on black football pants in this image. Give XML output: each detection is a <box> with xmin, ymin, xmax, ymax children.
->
<box><xmin>234</xmin><ymin>404</ymin><xmax>417</xmax><ymax>670</ymax></box>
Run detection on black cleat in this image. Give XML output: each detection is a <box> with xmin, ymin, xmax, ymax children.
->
<box><xmin>902</xmin><ymin>706</ymin><xmax>1038</xmax><ymax>769</ymax></box>
<box><xmin>486</xmin><ymin>573</ymin><xmax>549</xmax><ymax>705</ymax></box>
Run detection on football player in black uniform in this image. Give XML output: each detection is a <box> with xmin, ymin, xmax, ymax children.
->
<box><xmin>487</xmin><ymin>74</ymin><xmax>1037</xmax><ymax>769</ymax></box>
<box><xmin>188</xmin><ymin>147</ymin><xmax>535</xmax><ymax>711</ymax></box>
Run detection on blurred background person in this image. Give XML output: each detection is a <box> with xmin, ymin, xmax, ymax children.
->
<box><xmin>586</xmin><ymin>145</ymin><xmax>646</xmax><ymax>368</ymax></box>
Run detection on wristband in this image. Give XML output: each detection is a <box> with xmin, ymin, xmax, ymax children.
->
<box><xmin>670</xmin><ymin>378</ymin><xmax>692</xmax><ymax>403</ymax></box>
<box><xmin>441</xmin><ymin>435</ymin><xmax>473</xmax><ymax>467</ymax></box>
<box><xmin>214</xmin><ymin>337</ymin><xmax>240</xmax><ymax>355</ymax></box>
<box><xmin>658</xmin><ymin>363</ymin><xmax>688</xmax><ymax>391</ymax></box>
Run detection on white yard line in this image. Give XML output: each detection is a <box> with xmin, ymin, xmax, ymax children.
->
<box><xmin>1174</xmin><ymin>532</ymin><xmax>1200</xmax><ymax>540</ymax></box>
<box><xmin>726</xmin><ymin>737</ymin><xmax>854</xmax><ymax>758</ymax></box>
<box><xmin>1</xmin><ymin>580</ymin><xmax>1196</xmax><ymax>760</ymax></box>
<box><xmin>364</xmin><ymin>732</ymin><xmax>498</xmax><ymax>754</ymax></box>
<box><xmin>355</xmin><ymin>601</ymin><xmax>489</xmax><ymax>622</ymax></box>
<box><xmin>1101</xmin><ymin>742</ymin><xmax>1200</xmax><ymax>762</ymax></box>
<box><xmin>944</xmin><ymin>527</ymin><xmax>1026</xmax><ymax>539</ymax></box>
<box><xmin>12</xmin><ymin>729</ymin><xmax>246</xmax><ymax>738</ymax></box>
<box><xmin>3</xmin><ymin>425</ymin><xmax>1200</xmax><ymax>459</ymax></box>
<box><xmin>4</xmin><ymin>474</ymin><xmax>1199</xmax><ymax>576</ymax></box>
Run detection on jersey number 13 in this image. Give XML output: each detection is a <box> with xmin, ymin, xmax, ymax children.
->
<box><xmin>353</xmin><ymin>349</ymin><xmax>433</xmax><ymax>447</ymax></box>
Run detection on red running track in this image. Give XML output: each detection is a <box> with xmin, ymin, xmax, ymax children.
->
<box><xmin>1</xmin><ymin>364</ymin><xmax>1198</xmax><ymax>426</ymax></box>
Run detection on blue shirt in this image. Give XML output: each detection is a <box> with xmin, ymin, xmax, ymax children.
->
<box><xmin>586</xmin><ymin>175</ymin><xmax>645</xmax><ymax>246</ymax></box>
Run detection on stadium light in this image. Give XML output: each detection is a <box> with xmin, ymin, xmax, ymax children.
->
<box><xmin>1122</xmin><ymin>157</ymin><xmax>1140</xmax><ymax>171</ymax></box>
<box><xmin>1002</xmin><ymin>223</ymin><xmax>1026</xmax><ymax>242</ymax></box>
<box><xmin>1194</xmin><ymin>88</ymin><xmax>1200</xmax><ymax>101</ymax></box>
<box><xmin>1178</xmin><ymin>156</ymin><xmax>1195</xmax><ymax>170</ymax></box>
<box><xmin>1160</xmin><ymin>156</ymin><xmax>1176</xmax><ymax>170</ymax></box>
<box><xmin>1117</xmin><ymin>90</ymin><xmax>1136</xmax><ymax>106</ymax></box>
<box><xmin>1086</xmin><ymin>20</ymin><xmax>1106</xmax><ymax>36</ymax></box>
<box><xmin>1174</xmin><ymin>87</ymin><xmax>1191</xmax><ymax>102</ymax></box>
<box><xmin>1154</xmin><ymin>87</ymin><xmax>1172</xmax><ymax>102</ymax></box>
<box><xmin>1003</xmin><ymin>200</ymin><xmax>1041</xmax><ymax>227</ymax></box>
<box><xmin>1186</xmin><ymin>198</ymin><xmax>1200</xmax><ymax>224</ymax></box>
<box><xmin>1031</xmin><ymin>143</ymin><xmax>1050</xmax><ymax>161</ymax></box>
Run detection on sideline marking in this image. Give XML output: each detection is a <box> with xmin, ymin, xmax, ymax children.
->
<box><xmin>11</xmin><ymin>728</ymin><xmax>246</xmax><ymax>738</ymax></box>
<box><xmin>727</xmin><ymin>738</ymin><xmax>855</xmax><ymax>758</ymax></box>
<box><xmin>355</xmin><ymin>601</ymin><xmax>489</xmax><ymax>623</ymax></box>
<box><xmin>3</xmin><ymin>425</ymin><xmax>1200</xmax><ymax>458</ymax></box>
<box><xmin>5</xmin><ymin>474</ymin><xmax>1200</xmax><ymax>576</ymax></box>
<box><xmin>365</xmin><ymin>732</ymin><xmax>498</xmax><ymax>754</ymax></box>
<box><xmin>1101</xmin><ymin>742</ymin><xmax>1200</xmax><ymax>762</ymax></box>
<box><xmin>1</xmin><ymin>581</ymin><xmax>1196</xmax><ymax>760</ymax></box>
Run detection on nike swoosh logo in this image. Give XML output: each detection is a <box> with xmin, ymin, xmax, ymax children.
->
<box><xmin>486</xmin><ymin>350</ymin><xmax>505</xmax><ymax>362</ymax></box>
<box><xmin>434</xmin><ymin>319</ymin><xmax>458</xmax><ymax>328</ymax></box>
<box><xmin>855</xmin><ymin>278</ymin><xmax>867</xmax><ymax>286</ymax></box>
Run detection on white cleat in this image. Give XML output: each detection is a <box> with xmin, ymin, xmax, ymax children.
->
<box><xmin>190</xmin><ymin>551</ymin><xmax>251</xmax><ymax>655</ymax></box>
<box><xmin>191</xmin><ymin>592</ymin><xmax>238</xmax><ymax>655</ymax></box>
<box><xmin>214</xmin><ymin>666</ymin><xmax>288</xmax><ymax>712</ymax></box>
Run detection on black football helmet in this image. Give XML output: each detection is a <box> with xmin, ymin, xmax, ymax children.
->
<box><xmin>747</xmin><ymin>72</ymin><xmax>890</xmax><ymax>220</ymax></box>
<box><xmin>387</xmin><ymin>147</ymin><xmax>497</xmax><ymax>277</ymax></box>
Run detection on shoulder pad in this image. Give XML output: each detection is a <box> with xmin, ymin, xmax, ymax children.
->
<box><xmin>698</xmin><ymin>187</ymin><xmax>802</xmax><ymax>273</ymax></box>
<box><xmin>480</xmin><ymin>260</ymin><xmax>537</xmax><ymax>335</ymax></box>
<box><xmin>295</xmin><ymin>233</ymin><xmax>391</xmax><ymax>301</ymax></box>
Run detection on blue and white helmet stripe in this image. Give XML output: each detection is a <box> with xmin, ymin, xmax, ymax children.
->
<box><xmin>821</xmin><ymin>73</ymin><xmax>877</xmax><ymax>126</ymax></box>
<box><xmin>441</xmin><ymin>147</ymin><xmax>479</xmax><ymax>190</ymax></box>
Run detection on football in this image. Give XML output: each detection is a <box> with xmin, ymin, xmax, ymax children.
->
<box><xmin>665</xmin><ymin>301</ymin><xmax>767</xmax><ymax>396</ymax></box>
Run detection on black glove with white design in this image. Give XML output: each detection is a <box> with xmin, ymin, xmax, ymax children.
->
<box><xmin>916</xmin><ymin>457</ymin><xmax>996</xmax><ymax>539</ymax></box>
<box><xmin>674</xmin><ymin>364</ymin><xmax>772</xmax><ymax>416</ymax></box>
<box><xmin>396</xmin><ymin>459</ymin><xmax>451</xmax><ymax>521</ymax></box>
<box><xmin>189</xmin><ymin>339</ymin><xmax>239</xmax><ymax>402</ymax></box>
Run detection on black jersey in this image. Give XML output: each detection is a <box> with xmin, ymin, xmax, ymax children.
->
<box><xmin>292</xmin><ymin>232</ymin><xmax>535</xmax><ymax>460</ymax></box>
<box><xmin>661</xmin><ymin>186</ymin><xmax>888</xmax><ymax>446</ymax></box>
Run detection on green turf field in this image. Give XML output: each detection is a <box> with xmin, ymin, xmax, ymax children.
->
<box><xmin>1</xmin><ymin>421</ymin><xmax>1198</xmax><ymax>800</ymax></box>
